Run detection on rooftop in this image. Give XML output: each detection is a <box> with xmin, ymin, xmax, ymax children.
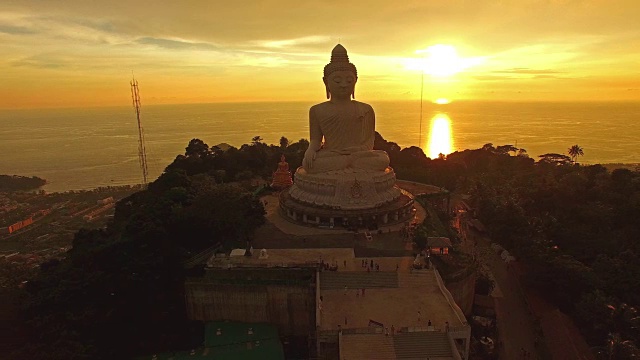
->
<box><xmin>206</xmin><ymin>247</ymin><xmax>355</xmax><ymax>269</ymax></box>
<box><xmin>427</xmin><ymin>237</ymin><xmax>453</xmax><ymax>248</ymax></box>
<box><xmin>137</xmin><ymin>321</ymin><xmax>284</xmax><ymax>360</ymax></box>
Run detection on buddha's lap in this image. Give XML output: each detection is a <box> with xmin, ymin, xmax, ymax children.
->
<box><xmin>315</xmin><ymin>149</ymin><xmax>387</xmax><ymax>159</ymax></box>
<box><xmin>307</xmin><ymin>151</ymin><xmax>388</xmax><ymax>173</ymax></box>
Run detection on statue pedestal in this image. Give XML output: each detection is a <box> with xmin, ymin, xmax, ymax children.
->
<box><xmin>279</xmin><ymin>166</ymin><xmax>414</xmax><ymax>229</ymax></box>
<box><xmin>289</xmin><ymin>167</ymin><xmax>401</xmax><ymax>210</ymax></box>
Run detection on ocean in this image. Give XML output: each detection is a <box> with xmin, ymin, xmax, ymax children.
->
<box><xmin>1</xmin><ymin>101</ymin><xmax>639</xmax><ymax>193</ymax></box>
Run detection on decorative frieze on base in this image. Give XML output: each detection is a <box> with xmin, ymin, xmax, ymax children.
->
<box><xmin>279</xmin><ymin>188</ymin><xmax>414</xmax><ymax>229</ymax></box>
<box><xmin>289</xmin><ymin>166</ymin><xmax>401</xmax><ymax>211</ymax></box>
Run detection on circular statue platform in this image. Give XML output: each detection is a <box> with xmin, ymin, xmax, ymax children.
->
<box><xmin>279</xmin><ymin>186</ymin><xmax>415</xmax><ymax>229</ymax></box>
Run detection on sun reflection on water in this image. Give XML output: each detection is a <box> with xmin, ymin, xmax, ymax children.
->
<box><xmin>428</xmin><ymin>113</ymin><xmax>454</xmax><ymax>159</ymax></box>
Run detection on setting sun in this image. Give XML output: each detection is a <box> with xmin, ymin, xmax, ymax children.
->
<box><xmin>412</xmin><ymin>44</ymin><xmax>485</xmax><ymax>78</ymax></box>
<box><xmin>423</xmin><ymin>45</ymin><xmax>461</xmax><ymax>77</ymax></box>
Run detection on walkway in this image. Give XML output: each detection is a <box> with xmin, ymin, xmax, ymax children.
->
<box><xmin>451</xmin><ymin>205</ymin><xmax>542</xmax><ymax>359</ymax></box>
<box><xmin>319</xmin><ymin>270</ymin><xmax>464</xmax><ymax>331</ymax></box>
<box><xmin>475</xmin><ymin>237</ymin><xmax>542</xmax><ymax>359</ymax></box>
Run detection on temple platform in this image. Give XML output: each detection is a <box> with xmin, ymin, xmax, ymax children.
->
<box><xmin>279</xmin><ymin>187</ymin><xmax>415</xmax><ymax>229</ymax></box>
<box><xmin>289</xmin><ymin>167</ymin><xmax>401</xmax><ymax>210</ymax></box>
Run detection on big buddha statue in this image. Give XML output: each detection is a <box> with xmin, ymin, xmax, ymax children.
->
<box><xmin>287</xmin><ymin>44</ymin><xmax>402</xmax><ymax>211</ymax></box>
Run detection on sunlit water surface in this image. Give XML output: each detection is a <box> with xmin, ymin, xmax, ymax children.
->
<box><xmin>0</xmin><ymin>101</ymin><xmax>638</xmax><ymax>192</ymax></box>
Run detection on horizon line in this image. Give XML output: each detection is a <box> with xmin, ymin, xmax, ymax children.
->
<box><xmin>3</xmin><ymin>98</ymin><xmax>640</xmax><ymax>111</ymax></box>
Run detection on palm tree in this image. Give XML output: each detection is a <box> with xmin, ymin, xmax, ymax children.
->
<box><xmin>279</xmin><ymin>136</ymin><xmax>289</xmax><ymax>149</ymax></box>
<box><xmin>251</xmin><ymin>135</ymin><xmax>263</xmax><ymax>145</ymax></box>
<box><xmin>568</xmin><ymin>144</ymin><xmax>584</xmax><ymax>163</ymax></box>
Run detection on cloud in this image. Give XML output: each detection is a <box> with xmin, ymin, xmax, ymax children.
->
<box><xmin>1</xmin><ymin>1</ymin><xmax>639</xmax><ymax>107</ymax></box>
<box><xmin>0</xmin><ymin>12</ymin><xmax>129</xmax><ymax>45</ymax></box>
<box><xmin>251</xmin><ymin>35</ymin><xmax>331</xmax><ymax>49</ymax></box>
<box><xmin>473</xmin><ymin>75</ymin><xmax>513</xmax><ymax>81</ymax></box>
<box><xmin>135</xmin><ymin>37</ymin><xmax>218</xmax><ymax>51</ymax></box>
<box><xmin>472</xmin><ymin>68</ymin><xmax>566</xmax><ymax>81</ymax></box>
<box><xmin>0</xmin><ymin>24</ymin><xmax>36</xmax><ymax>35</ymax></box>
<box><xmin>11</xmin><ymin>55</ymin><xmax>65</xmax><ymax>69</ymax></box>
<box><xmin>72</xmin><ymin>18</ymin><xmax>117</xmax><ymax>33</ymax></box>
<box><xmin>534</xmin><ymin>74</ymin><xmax>563</xmax><ymax>79</ymax></box>
<box><xmin>496</xmin><ymin>68</ymin><xmax>562</xmax><ymax>75</ymax></box>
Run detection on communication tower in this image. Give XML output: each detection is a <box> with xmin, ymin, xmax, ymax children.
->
<box><xmin>130</xmin><ymin>76</ymin><xmax>149</xmax><ymax>184</ymax></box>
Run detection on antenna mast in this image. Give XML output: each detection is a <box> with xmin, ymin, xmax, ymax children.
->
<box><xmin>130</xmin><ymin>76</ymin><xmax>149</xmax><ymax>184</ymax></box>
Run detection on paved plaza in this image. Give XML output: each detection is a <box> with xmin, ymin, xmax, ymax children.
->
<box><xmin>318</xmin><ymin>270</ymin><xmax>464</xmax><ymax>332</ymax></box>
<box><xmin>243</xmin><ymin>183</ymin><xmax>467</xmax><ymax>360</ymax></box>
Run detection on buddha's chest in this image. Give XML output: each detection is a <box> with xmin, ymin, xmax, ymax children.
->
<box><xmin>319</xmin><ymin>114</ymin><xmax>365</xmax><ymax>139</ymax></box>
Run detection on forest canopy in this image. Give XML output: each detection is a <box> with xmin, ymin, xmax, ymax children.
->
<box><xmin>6</xmin><ymin>133</ymin><xmax>639</xmax><ymax>359</ymax></box>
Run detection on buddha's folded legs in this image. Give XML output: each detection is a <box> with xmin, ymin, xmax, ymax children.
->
<box><xmin>305</xmin><ymin>150</ymin><xmax>389</xmax><ymax>174</ymax></box>
<box><xmin>305</xmin><ymin>153</ymin><xmax>350</xmax><ymax>174</ymax></box>
<box><xmin>351</xmin><ymin>150</ymin><xmax>390</xmax><ymax>172</ymax></box>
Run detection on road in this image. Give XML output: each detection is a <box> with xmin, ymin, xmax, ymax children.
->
<box><xmin>455</xmin><ymin>212</ymin><xmax>546</xmax><ymax>360</ymax></box>
<box><xmin>475</xmin><ymin>236</ymin><xmax>543</xmax><ymax>359</ymax></box>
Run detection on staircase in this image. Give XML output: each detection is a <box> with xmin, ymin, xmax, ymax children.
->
<box><xmin>397</xmin><ymin>271</ymin><xmax>439</xmax><ymax>288</ymax></box>
<box><xmin>340</xmin><ymin>333</ymin><xmax>396</xmax><ymax>360</ymax></box>
<box><xmin>320</xmin><ymin>271</ymin><xmax>398</xmax><ymax>290</ymax></box>
<box><xmin>393</xmin><ymin>331</ymin><xmax>453</xmax><ymax>358</ymax></box>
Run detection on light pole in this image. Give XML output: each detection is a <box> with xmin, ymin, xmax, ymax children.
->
<box><xmin>415</xmin><ymin>49</ymin><xmax>429</xmax><ymax>149</ymax></box>
<box><xmin>419</xmin><ymin>67</ymin><xmax>424</xmax><ymax>149</ymax></box>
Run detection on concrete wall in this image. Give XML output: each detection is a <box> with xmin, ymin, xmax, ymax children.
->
<box><xmin>185</xmin><ymin>268</ymin><xmax>316</xmax><ymax>337</ymax></box>
<box><xmin>444</xmin><ymin>270</ymin><xmax>477</xmax><ymax>316</ymax></box>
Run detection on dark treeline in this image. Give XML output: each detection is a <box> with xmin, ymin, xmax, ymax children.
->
<box><xmin>164</xmin><ymin>136</ymin><xmax>309</xmax><ymax>182</ymax></box>
<box><xmin>169</xmin><ymin>134</ymin><xmax>640</xmax><ymax>356</ymax></box>
<box><xmin>7</xmin><ymin>139</ymin><xmax>268</xmax><ymax>359</ymax></box>
<box><xmin>6</xmin><ymin>134</ymin><xmax>639</xmax><ymax>359</ymax></box>
<box><xmin>376</xmin><ymin>137</ymin><xmax>639</xmax><ymax>358</ymax></box>
<box><xmin>0</xmin><ymin>174</ymin><xmax>46</xmax><ymax>192</ymax></box>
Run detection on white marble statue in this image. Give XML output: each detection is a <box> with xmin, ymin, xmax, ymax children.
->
<box><xmin>302</xmin><ymin>44</ymin><xmax>389</xmax><ymax>174</ymax></box>
<box><xmin>290</xmin><ymin>44</ymin><xmax>400</xmax><ymax>210</ymax></box>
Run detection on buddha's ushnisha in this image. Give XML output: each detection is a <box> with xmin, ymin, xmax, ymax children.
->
<box><xmin>302</xmin><ymin>44</ymin><xmax>389</xmax><ymax>174</ymax></box>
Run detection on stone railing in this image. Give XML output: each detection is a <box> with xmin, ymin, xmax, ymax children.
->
<box><xmin>447</xmin><ymin>332</ymin><xmax>464</xmax><ymax>360</ymax></box>
<box><xmin>316</xmin><ymin>269</ymin><xmax>321</xmax><ymax>328</ymax></box>
<box><xmin>432</xmin><ymin>266</ymin><xmax>468</xmax><ymax>326</ymax></box>
<box><xmin>448</xmin><ymin>326</ymin><xmax>468</xmax><ymax>334</ymax></box>
<box><xmin>342</xmin><ymin>327</ymin><xmax>383</xmax><ymax>335</ymax></box>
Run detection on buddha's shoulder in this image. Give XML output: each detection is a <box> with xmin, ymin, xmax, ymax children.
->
<box><xmin>310</xmin><ymin>102</ymin><xmax>330</xmax><ymax>112</ymax></box>
<box><xmin>310</xmin><ymin>101</ymin><xmax>373</xmax><ymax>113</ymax></box>
<box><xmin>353</xmin><ymin>101</ymin><xmax>374</xmax><ymax>113</ymax></box>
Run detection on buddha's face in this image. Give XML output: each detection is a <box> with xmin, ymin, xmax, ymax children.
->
<box><xmin>324</xmin><ymin>71</ymin><xmax>357</xmax><ymax>100</ymax></box>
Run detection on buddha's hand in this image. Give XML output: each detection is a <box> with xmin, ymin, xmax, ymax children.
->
<box><xmin>303</xmin><ymin>149</ymin><xmax>316</xmax><ymax>169</ymax></box>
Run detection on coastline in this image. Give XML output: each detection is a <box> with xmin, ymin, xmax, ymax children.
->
<box><xmin>9</xmin><ymin>161</ymin><xmax>638</xmax><ymax>194</ymax></box>
<box><xmin>2</xmin><ymin>102</ymin><xmax>640</xmax><ymax>191</ymax></box>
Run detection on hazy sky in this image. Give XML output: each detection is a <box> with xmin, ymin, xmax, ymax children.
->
<box><xmin>1</xmin><ymin>0</ymin><xmax>639</xmax><ymax>108</ymax></box>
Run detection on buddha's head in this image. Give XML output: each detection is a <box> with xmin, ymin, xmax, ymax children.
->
<box><xmin>323</xmin><ymin>44</ymin><xmax>358</xmax><ymax>100</ymax></box>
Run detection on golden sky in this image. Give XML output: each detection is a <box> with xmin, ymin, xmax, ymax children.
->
<box><xmin>1</xmin><ymin>0</ymin><xmax>639</xmax><ymax>108</ymax></box>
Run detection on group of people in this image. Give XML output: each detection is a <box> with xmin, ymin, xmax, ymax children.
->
<box><xmin>361</xmin><ymin>258</ymin><xmax>381</xmax><ymax>272</ymax></box>
<box><xmin>319</xmin><ymin>259</ymin><xmax>339</xmax><ymax>271</ymax></box>
<box><xmin>343</xmin><ymin>285</ymin><xmax>366</xmax><ymax>298</ymax></box>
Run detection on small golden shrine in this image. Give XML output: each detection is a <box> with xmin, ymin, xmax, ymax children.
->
<box><xmin>271</xmin><ymin>154</ymin><xmax>293</xmax><ymax>190</ymax></box>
